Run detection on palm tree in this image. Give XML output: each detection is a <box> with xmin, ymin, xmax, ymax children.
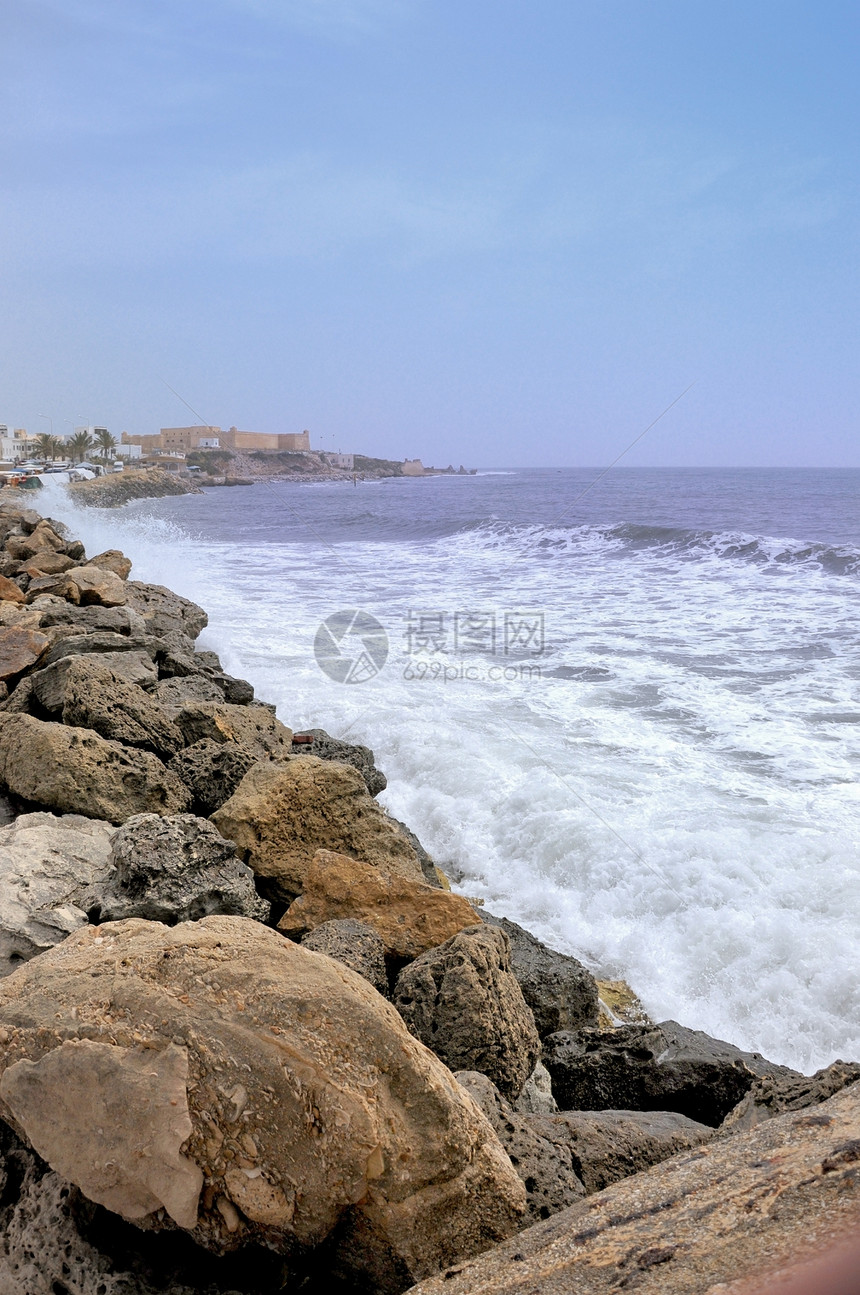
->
<box><xmin>68</xmin><ymin>430</ymin><xmax>94</xmax><ymax>463</ymax></box>
<box><xmin>33</xmin><ymin>432</ymin><xmax>55</xmax><ymax>463</ymax></box>
<box><xmin>93</xmin><ymin>429</ymin><xmax>117</xmax><ymax>463</ymax></box>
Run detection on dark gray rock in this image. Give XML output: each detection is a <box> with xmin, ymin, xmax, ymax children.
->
<box><xmin>145</xmin><ymin>630</ymin><xmax>201</xmax><ymax>677</ymax></box>
<box><xmin>719</xmin><ymin>1060</ymin><xmax>860</xmax><ymax>1134</ymax></box>
<box><xmin>168</xmin><ymin>738</ymin><xmax>257</xmax><ymax>816</ymax></box>
<box><xmin>124</xmin><ymin>581</ymin><xmax>208</xmax><ymax>640</ymax></box>
<box><xmin>61</xmin><ymin>658</ymin><xmax>184</xmax><ymax>759</ymax></box>
<box><xmin>92</xmin><ymin>812</ymin><xmax>268</xmax><ymax>925</ymax></box>
<box><xmin>482</xmin><ymin>911</ymin><xmax>599</xmax><ymax>1038</ymax></box>
<box><xmin>390</xmin><ymin>816</ymin><xmax>443</xmax><ymax>888</ymax></box>
<box><xmin>301</xmin><ymin>918</ymin><xmax>389</xmax><ymax>997</ymax></box>
<box><xmin>216</xmin><ymin>673</ymin><xmax>254</xmax><ymax>704</ymax></box>
<box><xmin>297</xmin><ymin>728</ymin><xmax>387</xmax><ymax>797</ymax></box>
<box><xmin>527</xmin><ymin>1108</ymin><xmax>714</xmax><ymax>1194</ymax></box>
<box><xmin>29</xmin><ymin>651</ymin><xmax>158</xmax><ymax>714</ymax></box>
<box><xmin>40</xmin><ymin>632</ymin><xmax>156</xmax><ymax>670</ymax></box>
<box><xmin>543</xmin><ymin>1021</ymin><xmax>800</xmax><ymax>1127</ymax></box>
<box><xmin>393</xmin><ymin>925</ymin><xmax>541</xmax><ymax>1101</ymax></box>
<box><xmin>455</xmin><ymin>1070</ymin><xmax>585</xmax><ymax>1223</ymax></box>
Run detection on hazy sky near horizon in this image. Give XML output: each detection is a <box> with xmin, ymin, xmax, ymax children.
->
<box><xmin>1</xmin><ymin>1</ymin><xmax>858</xmax><ymax>466</ymax></box>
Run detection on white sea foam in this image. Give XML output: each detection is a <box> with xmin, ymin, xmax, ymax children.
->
<box><xmin>37</xmin><ymin>477</ymin><xmax>860</xmax><ymax>1073</ymax></box>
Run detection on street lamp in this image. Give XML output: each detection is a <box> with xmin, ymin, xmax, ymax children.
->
<box><xmin>38</xmin><ymin>414</ymin><xmax>53</xmax><ymax>437</ymax></box>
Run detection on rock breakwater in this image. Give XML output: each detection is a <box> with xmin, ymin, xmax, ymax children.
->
<box><xmin>0</xmin><ymin>493</ymin><xmax>855</xmax><ymax>1295</ymax></box>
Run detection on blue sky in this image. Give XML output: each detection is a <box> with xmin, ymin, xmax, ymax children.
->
<box><xmin>1</xmin><ymin>1</ymin><xmax>857</xmax><ymax>466</ymax></box>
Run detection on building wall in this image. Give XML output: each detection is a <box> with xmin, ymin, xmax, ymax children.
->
<box><xmin>402</xmin><ymin>458</ymin><xmax>425</xmax><ymax>476</ymax></box>
<box><xmin>277</xmin><ymin>430</ymin><xmax>311</xmax><ymax>452</ymax></box>
<box><xmin>323</xmin><ymin>452</ymin><xmax>354</xmax><ymax>470</ymax></box>
<box><xmin>122</xmin><ymin>432</ymin><xmax>164</xmax><ymax>451</ymax></box>
<box><xmin>159</xmin><ymin>426</ymin><xmax>221</xmax><ymax>453</ymax></box>
<box><xmin>114</xmin><ymin>443</ymin><xmax>143</xmax><ymax>459</ymax></box>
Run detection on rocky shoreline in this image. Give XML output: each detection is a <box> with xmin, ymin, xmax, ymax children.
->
<box><xmin>0</xmin><ymin>492</ymin><xmax>856</xmax><ymax>1295</ymax></box>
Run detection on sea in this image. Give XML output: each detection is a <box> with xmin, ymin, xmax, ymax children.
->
<box><xmin>38</xmin><ymin>467</ymin><xmax>860</xmax><ymax>1075</ymax></box>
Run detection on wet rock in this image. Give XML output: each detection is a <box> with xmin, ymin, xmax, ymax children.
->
<box><xmin>0</xmin><ymin>812</ymin><xmax>115</xmax><ymax>976</ymax></box>
<box><xmin>528</xmin><ymin>1108</ymin><xmax>713</xmax><ymax>1194</ymax></box>
<box><xmin>168</xmin><ymin>738</ymin><xmax>257</xmax><ymax>816</ymax></box>
<box><xmin>515</xmin><ymin>1062</ymin><xmax>558</xmax><ymax>1116</ymax></box>
<box><xmin>172</xmin><ymin>701</ymin><xmax>292</xmax><ymax>761</ymax></box>
<box><xmin>406</xmin><ymin>1083</ymin><xmax>860</xmax><ymax>1295</ymax></box>
<box><xmin>0</xmin><ymin>916</ymin><xmax>525</xmax><ymax>1286</ymax></box>
<box><xmin>0</xmin><ymin>626</ymin><xmax>49</xmax><ymax>682</ymax></box>
<box><xmin>125</xmin><ymin>581</ymin><xmax>208</xmax><ymax>640</ymax></box>
<box><xmin>0</xmin><ymin>714</ymin><xmax>191</xmax><ymax>824</ymax></box>
<box><xmin>597</xmin><ymin>978</ymin><xmax>653</xmax><ymax>1028</ymax></box>
<box><xmin>296</xmin><ymin>728</ymin><xmax>387</xmax><ymax>796</ymax></box>
<box><xmin>212</xmin><ymin>756</ymin><xmax>425</xmax><ymax>902</ymax></box>
<box><xmin>279</xmin><ymin>849</ymin><xmax>481</xmax><ymax>959</ymax></box>
<box><xmin>301</xmin><ymin>918</ymin><xmax>389</xmax><ymax>996</ymax></box>
<box><xmin>92</xmin><ymin>813</ymin><xmax>268</xmax><ymax>924</ymax></box>
<box><xmin>542</xmin><ymin>1020</ymin><xmax>799</xmax><ymax>1127</ymax></box>
<box><xmin>455</xmin><ymin>1071</ymin><xmax>586</xmax><ymax>1223</ymax></box>
<box><xmin>719</xmin><ymin>1060</ymin><xmax>860</xmax><ymax>1134</ymax></box>
<box><xmin>393</xmin><ymin>926</ymin><xmax>541</xmax><ymax>1102</ymax></box>
<box><xmin>62</xmin><ymin>658</ymin><xmax>184</xmax><ymax>759</ymax></box>
<box><xmin>482</xmin><ymin>912</ymin><xmax>599</xmax><ymax>1038</ymax></box>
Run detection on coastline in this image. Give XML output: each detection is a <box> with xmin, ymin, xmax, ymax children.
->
<box><xmin>0</xmin><ymin>488</ymin><xmax>856</xmax><ymax>1294</ymax></box>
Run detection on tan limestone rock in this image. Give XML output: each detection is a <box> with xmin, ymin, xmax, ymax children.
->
<box><xmin>212</xmin><ymin>756</ymin><xmax>425</xmax><ymax>900</ymax></box>
<box><xmin>66</xmin><ymin>564</ymin><xmax>128</xmax><ymax>607</ymax></box>
<box><xmin>0</xmin><ymin>575</ymin><xmax>25</xmax><ymax>604</ymax></box>
<box><xmin>0</xmin><ymin>625</ymin><xmax>49</xmax><ymax>681</ymax></box>
<box><xmin>0</xmin><ymin>713</ymin><xmax>190</xmax><ymax>823</ymax></box>
<box><xmin>0</xmin><ymin>916</ymin><xmax>525</xmax><ymax>1284</ymax></box>
<box><xmin>172</xmin><ymin>701</ymin><xmax>292</xmax><ymax>762</ymax></box>
<box><xmin>596</xmin><ymin>978</ymin><xmax>652</xmax><ymax>1028</ymax></box>
<box><xmin>406</xmin><ymin>1081</ymin><xmax>860</xmax><ymax>1295</ymax></box>
<box><xmin>279</xmin><ymin>849</ymin><xmax>482</xmax><ymax>958</ymax></box>
<box><xmin>88</xmin><ymin>549</ymin><xmax>133</xmax><ymax>579</ymax></box>
<box><xmin>19</xmin><ymin>552</ymin><xmax>77</xmax><ymax>577</ymax></box>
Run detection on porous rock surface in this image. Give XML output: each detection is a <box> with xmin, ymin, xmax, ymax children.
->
<box><xmin>0</xmin><ymin>713</ymin><xmax>191</xmax><ymax>824</ymax></box>
<box><xmin>124</xmin><ymin>581</ymin><xmax>208</xmax><ymax>640</ymax></box>
<box><xmin>0</xmin><ymin>626</ymin><xmax>49</xmax><ymax>682</ymax></box>
<box><xmin>528</xmin><ymin>1108</ymin><xmax>713</xmax><ymax>1194</ymax></box>
<box><xmin>719</xmin><ymin>1059</ymin><xmax>860</xmax><ymax>1134</ymax></box>
<box><xmin>542</xmin><ymin>1019</ymin><xmax>799</xmax><ymax>1126</ymax></box>
<box><xmin>92</xmin><ymin>813</ymin><xmax>268</xmax><ymax>925</ymax></box>
<box><xmin>168</xmin><ymin>737</ymin><xmax>257</xmax><ymax>817</ymax></box>
<box><xmin>301</xmin><ymin>918</ymin><xmax>389</xmax><ymax>997</ymax></box>
<box><xmin>481</xmin><ymin>912</ymin><xmax>599</xmax><ymax>1038</ymax></box>
<box><xmin>296</xmin><ymin>728</ymin><xmax>387</xmax><ymax>796</ymax></box>
<box><xmin>212</xmin><ymin>756</ymin><xmax>426</xmax><ymax>900</ymax></box>
<box><xmin>406</xmin><ymin>1081</ymin><xmax>860</xmax><ymax>1295</ymax></box>
<box><xmin>0</xmin><ymin>812</ymin><xmax>115</xmax><ymax>976</ymax></box>
<box><xmin>0</xmin><ymin>916</ymin><xmax>526</xmax><ymax>1288</ymax></box>
<box><xmin>514</xmin><ymin>1061</ymin><xmax>558</xmax><ymax>1116</ymax></box>
<box><xmin>455</xmin><ymin>1071</ymin><xmax>585</xmax><ymax>1223</ymax></box>
<box><xmin>62</xmin><ymin>657</ymin><xmax>184</xmax><ymax>759</ymax></box>
<box><xmin>172</xmin><ymin>701</ymin><xmax>292</xmax><ymax>761</ymax></box>
<box><xmin>393</xmin><ymin>925</ymin><xmax>541</xmax><ymax>1102</ymax></box>
<box><xmin>29</xmin><ymin>648</ymin><xmax>158</xmax><ymax>713</ymax></box>
<box><xmin>278</xmin><ymin>849</ymin><xmax>481</xmax><ymax>959</ymax></box>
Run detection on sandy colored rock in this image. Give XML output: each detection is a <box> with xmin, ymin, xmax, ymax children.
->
<box><xmin>0</xmin><ymin>811</ymin><xmax>115</xmax><ymax>975</ymax></box>
<box><xmin>279</xmin><ymin>849</ymin><xmax>482</xmax><ymax>958</ymax></box>
<box><xmin>172</xmin><ymin>701</ymin><xmax>292</xmax><ymax>761</ymax></box>
<box><xmin>394</xmin><ymin>926</ymin><xmax>541</xmax><ymax>1102</ymax></box>
<box><xmin>0</xmin><ymin>625</ymin><xmax>49</xmax><ymax>680</ymax></box>
<box><xmin>125</xmin><ymin>581</ymin><xmax>208</xmax><ymax>640</ymax></box>
<box><xmin>0</xmin><ymin>713</ymin><xmax>190</xmax><ymax>823</ymax></box>
<box><xmin>719</xmin><ymin>1059</ymin><xmax>860</xmax><ymax>1134</ymax></box>
<box><xmin>18</xmin><ymin>552</ymin><xmax>77</xmax><ymax>577</ymax></box>
<box><xmin>156</xmin><ymin>674</ymin><xmax>227</xmax><ymax>711</ymax></box>
<box><xmin>65</xmin><ymin>564</ymin><xmax>128</xmax><ymax>607</ymax></box>
<box><xmin>61</xmin><ymin>657</ymin><xmax>184</xmax><ymax>759</ymax></box>
<box><xmin>0</xmin><ymin>575</ymin><xmax>25</xmax><ymax>604</ymax></box>
<box><xmin>596</xmin><ymin>978</ymin><xmax>652</xmax><ymax>1028</ymax></box>
<box><xmin>41</xmin><ymin>630</ymin><xmax>155</xmax><ymax>670</ymax></box>
<box><xmin>30</xmin><ymin>650</ymin><xmax>157</xmax><ymax>713</ymax></box>
<box><xmin>0</xmin><ymin>916</ymin><xmax>525</xmax><ymax>1286</ymax></box>
<box><xmin>212</xmin><ymin>756</ymin><xmax>425</xmax><ymax>900</ymax></box>
<box><xmin>406</xmin><ymin>1082</ymin><xmax>860</xmax><ymax>1295</ymax></box>
<box><xmin>515</xmin><ymin>1061</ymin><xmax>558</xmax><ymax>1116</ymax></box>
<box><xmin>35</xmin><ymin>601</ymin><xmax>146</xmax><ymax>636</ymax></box>
<box><xmin>88</xmin><ymin>549</ymin><xmax>133</xmax><ymax>579</ymax></box>
<box><xmin>455</xmin><ymin>1071</ymin><xmax>586</xmax><ymax>1223</ymax></box>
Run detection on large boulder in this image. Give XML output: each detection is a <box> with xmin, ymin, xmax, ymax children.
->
<box><xmin>40</xmin><ymin>631</ymin><xmax>155</xmax><ymax>670</ymax></box>
<box><xmin>482</xmin><ymin>912</ymin><xmax>599</xmax><ymax>1037</ymax></box>
<box><xmin>172</xmin><ymin>702</ymin><xmax>292</xmax><ymax>762</ymax></box>
<box><xmin>156</xmin><ymin>675</ymin><xmax>225</xmax><ymax>711</ymax></box>
<box><xmin>91</xmin><ymin>813</ymin><xmax>268</xmax><ymax>925</ymax></box>
<box><xmin>211</xmin><ymin>757</ymin><xmax>426</xmax><ymax>901</ymax></box>
<box><xmin>0</xmin><ymin>917</ymin><xmax>525</xmax><ymax>1288</ymax></box>
<box><xmin>0</xmin><ymin>626</ymin><xmax>49</xmax><ymax>683</ymax></box>
<box><xmin>35</xmin><ymin>602</ymin><xmax>146</xmax><ymax>637</ymax></box>
<box><xmin>124</xmin><ymin>582</ymin><xmax>208</xmax><ymax>640</ymax></box>
<box><xmin>87</xmin><ymin>549</ymin><xmax>133</xmax><ymax>579</ymax></box>
<box><xmin>301</xmin><ymin>918</ymin><xmax>389</xmax><ymax>997</ymax></box>
<box><xmin>0</xmin><ymin>812</ymin><xmax>115</xmax><ymax>976</ymax></box>
<box><xmin>0</xmin><ymin>714</ymin><xmax>191</xmax><ymax>824</ymax></box>
<box><xmin>0</xmin><ymin>574</ymin><xmax>26</xmax><ymax>603</ymax></box>
<box><xmin>278</xmin><ymin>849</ymin><xmax>482</xmax><ymax>959</ymax></box>
<box><xmin>29</xmin><ymin>650</ymin><xmax>157</xmax><ymax>714</ymax></box>
<box><xmin>168</xmin><ymin>738</ymin><xmax>257</xmax><ymax>817</ymax></box>
<box><xmin>393</xmin><ymin>926</ymin><xmax>541</xmax><ymax>1102</ymax></box>
<box><xmin>295</xmin><ymin>728</ymin><xmax>387</xmax><ymax>796</ymax></box>
<box><xmin>66</xmin><ymin>565</ymin><xmax>128</xmax><ymax>607</ymax></box>
<box><xmin>406</xmin><ymin>1082</ymin><xmax>860</xmax><ymax>1295</ymax></box>
<box><xmin>528</xmin><ymin>1108</ymin><xmax>713</xmax><ymax>1194</ymax></box>
<box><xmin>62</xmin><ymin>658</ymin><xmax>184</xmax><ymax>759</ymax></box>
<box><xmin>719</xmin><ymin>1060</ymin><xmax>860</xmax><ymax>1134</ymax></box>
<box><xmin>455</xmin><ymin>1071</ymin><xmax>586</xmax><ymax>1223</ymax></box>
<box><xmin>542</xmin><ymin>1021</ymin><xmax>799</xmax><ymax>1126</ymax></box>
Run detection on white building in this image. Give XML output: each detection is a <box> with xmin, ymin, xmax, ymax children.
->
<box><xmin>0</xmin><ymin>426</ymin><xmax>36</xmax><ymax>462</ymax></box>
<box><xmin>114</xmin><ymin>442</ymin><xmax>142</xmax><ymax>460</ymax></box>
